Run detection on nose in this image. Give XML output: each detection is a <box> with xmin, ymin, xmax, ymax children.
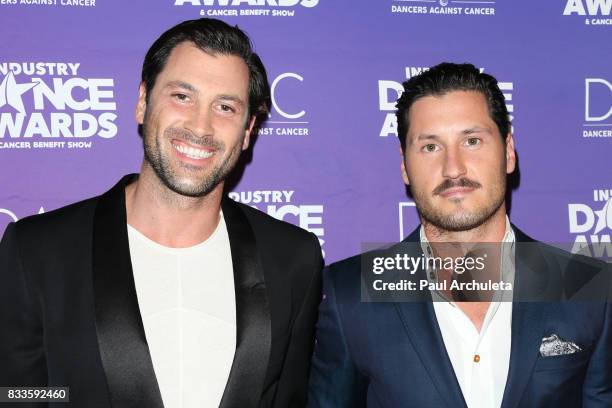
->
<box><xmin>185</xmin><ymin>106</ymin><xmax>214</xmax><ymax>138</ymax></box>
<box><xmin>441</xmin><ymin>146</ymin><xmax>467</xmax><ymax>179</ymax></box>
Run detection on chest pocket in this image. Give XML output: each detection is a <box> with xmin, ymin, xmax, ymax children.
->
<box><xmin>533</xmin><ymin>347</ymin><xmax>591</xmax><ymax>372</ymax></box>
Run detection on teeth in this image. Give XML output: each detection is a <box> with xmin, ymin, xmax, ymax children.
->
<box><xmin>173</xmin><ymin>143</ymin><xmax>213</xmax><ymax>159</ymax></box>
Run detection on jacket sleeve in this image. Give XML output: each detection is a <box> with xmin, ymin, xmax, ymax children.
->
<box><xmin>0</xmin><ymin>222</ymin><xmax>48</xmax><ymax>388</ymax></box>
<box><xmin>583</xmin><ymin>262</ymin><xmax>612</xmax><ymax>407</ymax></box>
<box><xmin>271</xmin><ymin>233</ymin><xmax>323</xmax><ymax>408</ymax></box>
<box><xmin>308</xmin><ymin>264</ymin><xmax>367</xmax><ymax>408</ymax></box>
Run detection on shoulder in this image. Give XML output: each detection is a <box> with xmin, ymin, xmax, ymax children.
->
<box><xmin>513</xmin><ymin>224</ymin><xmax>611</xmax><ymax>300</ymax></box>
<box><xmin>321</xmin><ymin>242</ymin><xmax>417</xmax><ymax>310</ymax></box>
<box><xmin>326</xmin><ymin>240</ymin><xmax>409</xmax><ymax>284</ymax></box>
<box><xmin>9</xmin><ymin>196</ymin><xmax>99</xmax><ymax>243</ymax></box>
<box><xmin>227</xmin><ymin>199</ymin><xmax>323</xmax><ymax>307</ymax></box>
<box><xmin>514</xmin><ymin>224</ymin><xmax>608</xmax><ymax>272</ymax></box>
<box><xmin>226</xmin><ymin>198</ymin><xmax>322</xmax><ymax>278</ymax></box>
<box><xmin>229</xmin><ymin>198</ymin><xmax>319</xmax><ymax>249</ymax></box>
<box><xmin>1</xmin><ymin>196</ymin><xmax>101</xmax><ymax>278</ymax></box>
<box><xmin>324</xmin><ymin>244</ymin><xmax>397</xmax><ymax>301</ymax></box>
<box><xmin>326</xmin><ymin>253</ymin><xmax>362</xmax><ymax>281</ymax></box>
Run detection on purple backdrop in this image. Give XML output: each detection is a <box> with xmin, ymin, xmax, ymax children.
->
<box><xmin>1</xmin><ymin>0</ymin><xmax>611</xmax><ymax>263</ymax></box>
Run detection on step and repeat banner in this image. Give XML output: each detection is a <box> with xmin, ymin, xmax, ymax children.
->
<box><xmin>0</xmin><ymin>1</ymin><xmax>610</xmax><ymax>263</ymax></box>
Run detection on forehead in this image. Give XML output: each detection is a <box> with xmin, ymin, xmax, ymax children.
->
<box><xmin>408</xmin><ymin>90</ymin><xmax>491</xmax><ymax>128</ymax></box>
<box><xmin>155</xmin><ymin>41</ymin><xmax>249</xmax><ymax>97</ymax></box>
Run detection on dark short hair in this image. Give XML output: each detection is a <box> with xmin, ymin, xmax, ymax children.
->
<box><xmin>141</xmin><ymin>18</ymin><xmax>270</xmax><ymax>119</ymax></box>
<box><xmin>395</xmin><ymin>62</ymin><xmax>510</xmax><ymax>151</ymax></box>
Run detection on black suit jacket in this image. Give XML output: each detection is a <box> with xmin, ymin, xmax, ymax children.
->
<box><xmin>309</xmin><ymin>226</ymin><xmax>612</xmax><ymax>407</ymax></box>
<box><xmin>0</xmin><ymin>174</ymin><xmax>323</xmax><ymax>408</ymax></box>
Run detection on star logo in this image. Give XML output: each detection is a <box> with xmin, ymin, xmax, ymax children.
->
<box><xmin>0</xmin><ymin>71</ymin><xmax>38</xmax><ymax>115</ymax></box>
<box><xmin>593</xmin><ymin>198</ymin><xmax>612</xmax><ymax>235</ymax></box>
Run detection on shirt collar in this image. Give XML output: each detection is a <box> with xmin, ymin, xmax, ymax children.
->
<box><xmin>419</xmin><ymin>216</ymin><xmax>516</xmax><ymax>303</ymax></box>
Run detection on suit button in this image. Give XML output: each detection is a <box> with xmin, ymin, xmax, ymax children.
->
<box><xmin>473</xmin><ymin>355</ymin><xmax>481</xmax><ymax>363</ymax></box>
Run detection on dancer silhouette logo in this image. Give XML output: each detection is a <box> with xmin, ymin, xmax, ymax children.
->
<box><xmin>0</xmin><ymin>62</ymin><xmax>117</xmax><ymax>149</ymax></box>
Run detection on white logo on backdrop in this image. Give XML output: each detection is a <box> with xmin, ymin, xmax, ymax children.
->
<box><xmin>0</xmin><ymin>206</ymin><xmax>46</xmax><ymax>232</ymax></box>
<box><xmin>378</xmin><ymin>66</ymin><xmax>514</xmax><ymax>138</ymax></box>
<box><xmin>229</xmin><ymin>190</ymin><xmax>325</xmax><ymax>255</ymax></box>
<box><xmin>563</xmin><ymin>0</ymin><xmax>612</xmax><ymax>25</ymax></box>
<box><xmin>569</xmin><ymin>189</ymin><xmax>612</xmax><ymax>259</ymax></box>
<box><xmin>390</xmin><ymin>0</ymin><xmax>496</xmax><ymax>16</ymax></box>
<box><xmin>271</xmin><ymin>73</ymin><xmax>305</xmax><ymax>120</ymax></box>
<box><xmin>0</xmin><ymin>72</ymin><xmax>38</xmax><ymax>115</ymax></box>
<box><xmin>257</xmin><ymin>72</ymin><xmax>309</xmax><ymax>137</ymax></box>
<box><xmin>0</xmin><ymin>62</ymin><xmax>117</xmax><ymax>150</ymax></box>
<box><xmin>0</xmin><ymin>0</ymin><xmax>96</xmax><ymax>7</ymax></box>
<box><xmin>0</xmin><ymin>208</ymin><xmax>18</xmax><ymax>223</ymax></box>
<box><xmin>174</xmin><ymin>0</ymin><xmax>319</xmax><ymax>17</ymax></box>
<box><xmin>583</xmin><ymin>78</ymin><xmax>612</xmax><ymax>138</ymax></box>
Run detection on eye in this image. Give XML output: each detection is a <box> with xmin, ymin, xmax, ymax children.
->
<box><xmin>422</xmin><ymin>143</ymin><xmax>439</xmax><ymax>153</ymax></box>
<box><xmin>465</xmin><ymin>137</ymin><xmax>481</xmax><ymax>147</ymax></box>
<box><xmin>220</xmin><ymin>104</ymin><xmax>234</xmax><ymax>112</ymax></box>
<box><xmin>172</xmin><ymin>93</ymin><xmax>189</xmax><ymax>102</ymax></box>
<box><xmin>217</xmin><ymin>103</ymin><xmax>237</xmax><ymax>114</ymax></box>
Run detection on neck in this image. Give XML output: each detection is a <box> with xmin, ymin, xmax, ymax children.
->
<box><xmin>422</xmin><ymin>204</ymin><xmax>508</xmax><ymax>244</ymax></box>
<box><xmin>125</xmin><ymin>163</ymin><xmax>223</xmax><ymax>248</ymax></box>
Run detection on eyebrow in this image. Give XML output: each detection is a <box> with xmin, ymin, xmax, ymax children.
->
<box><xmin>414</xmin><ymin>134</ymin><xmax>440</xmax><ymax>142</ymax></box>
<box><xmin>164</xmin><ymin>82</ymin><xmax>246</xmax><ymax>107</ymax></box>
<box><xmin>216</xmin><ymin>94</ymin><xmax>246</xmax><ymax>107</ymax></box>
<box><xmin>166</xmin><ymin>81</ymin><xmax>198</xmax><ymax>93</ymax></box>
<box><xmin>462</xmin><ymin>126</ymin><xmax>493</xmax><ymax>135</ymax></box>
<box><xmin>411</xmin><ymin>126</ymin><xmax>493</xmax><ymax>145</ymax></box>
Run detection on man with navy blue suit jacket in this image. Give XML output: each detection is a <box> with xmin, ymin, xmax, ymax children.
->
<box><xmin>308</xmin><ymin>63</ymin><xmax>612</xmax><ymax>407</ymax></box>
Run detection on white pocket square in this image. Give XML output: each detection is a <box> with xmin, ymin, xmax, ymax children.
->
<box><xmin>539</xmin><ymin>334</ymin><xmax>582</xmax><ymax>357</ymax></box>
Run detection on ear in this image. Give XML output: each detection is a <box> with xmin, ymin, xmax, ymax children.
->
<box><xmin>505</xmin><ymin>133</ymin><xmax>516</xmax><ymax>174</ymax></box>
<box><xmin>400</xmin><ymin>146</ymin><xmax>410</xmax><ymax>185</ymax></box>
<box><xmin>135</xmin><ymin>83</ymin><xmax>147</xmax><ymax>125</ymax></box>
<box><xmin>242</xmin><ymin>115</ymin><xmax>256</xmax><ymax>151</ymax></box>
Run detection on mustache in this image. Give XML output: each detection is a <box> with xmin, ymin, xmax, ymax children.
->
<box><xmin>433</xmin><ymin>178</ymin><xmax>482</xmax><ymax>196</ymax></box>
<box><xmin>164</xmin><ymin>127</ymin><xmax>224</xmax><ymax>150</ymax></box>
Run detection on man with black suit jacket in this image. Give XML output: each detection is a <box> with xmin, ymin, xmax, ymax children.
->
<box><xmin>0</xmin><ymin>18</ymin><xmax>322</xmax><ymax>408</ymax></box>
<box><xmin>308</xmin><ymin>63</ymin><xmax>611</xmax><ymax>407</ymax></box>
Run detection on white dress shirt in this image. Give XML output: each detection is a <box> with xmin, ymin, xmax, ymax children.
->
<box><xmin>420</xmin><ymin>218</ymin><xmax>516</xmax><ymax>408</ymax></box>
<box><xmin>127</xmin><ymin>213</ymin><xmax>236</xmax><ymax>408</ymax></box>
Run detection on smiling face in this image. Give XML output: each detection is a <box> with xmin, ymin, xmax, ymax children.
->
<box><xmin>401</xmin><ymin>90</ymin><xmax>516</xmax><ymax>232</ymax></box>
<box><xmin>135</xmin><ymin>41</ymin><xmax>254</xmax><ymax>197</ymax></box>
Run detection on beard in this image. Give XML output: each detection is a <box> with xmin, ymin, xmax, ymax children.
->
<box><xmin>142</xmin><ymin>124</ymin><xmax>243</xmax><ymax>198</ymax></box>
<box><xmin>411</xmin><ymin>175</ymin><xmax>506</xmax><ymax>232</ymax></box>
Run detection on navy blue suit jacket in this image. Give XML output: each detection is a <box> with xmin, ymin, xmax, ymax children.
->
<box><xmin>308</xmin><ymin>226</ymin><xmax>612</xmax><ymax>408</ymax></box>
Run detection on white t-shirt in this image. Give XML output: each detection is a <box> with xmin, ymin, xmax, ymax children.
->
<box><xmin>127</xmin><ymin>213</ymin><xmax>236</xmax><ymax>408</ymax></box>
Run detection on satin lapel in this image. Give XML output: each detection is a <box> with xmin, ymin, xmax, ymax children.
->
<box><xmin>219</xmin><ymin>198</ymin><xmax>271</xmax><ymax>408</ymax></box>
<box><xmin>92</xmin><ymin>175</ymin><xmax>164</xmax><ymax>408</ymax></box>
<box><xmin>394</xmin><ymin>230</ymin><xmax>467</xmax><ymax>408</ymax></box>
<box><xmin>501</xmin><ymin>231</ymin><xmax>548</xmax><ymax>408</ymax></box>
